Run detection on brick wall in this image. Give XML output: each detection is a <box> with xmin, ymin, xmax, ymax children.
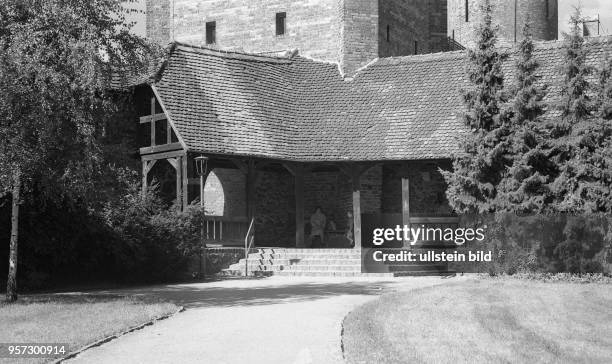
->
<box><xmin>381</xmin><ymin>162</ymin><xmax>453</xmax><ymax>215</ymax></box>
<box><xmin>304</xmin><ymin>165</ymin><xmax>382</xmax><ymax>230</ymax></box>
<box><xmin>146</xmin><ymin>0</ymin><xmax>172</xmax><ymax>45</ymax></box>
<box><xmin>428</xmin><ymin>0</ymin><xmax>450</xmax><ymax>52</ymax></box>
<box><xmin>378</xmin><ymin>0</ymin><xmax>447</xmax><ymax>57</ymax></box>
<box><xmin>448</xmin><ymin>0</ymin><xmax>558</xmax><ymax>48</ymax></box>
<box><xmin>341</xmin><ymin>0</ymin><xmax>379</xmax><ymax>75</ymax></box>
<box><xmin>255</xmin><ymin>170</ymin><xmax>294</xmax><ymax>245</ymax></box>
<box><xmin>204</xmin><ymin>168</ymin><xmax>246</xmax><ymax>217</ymax></box>
<box><xmin>200</xmin><ymin>162</ymin><xmax>453</xmax><ymax>244</ymax></box>
<box><xmin>147</xmin><ymin>0</ymin><xmax>345</xmax><ymax>64</ymax></box>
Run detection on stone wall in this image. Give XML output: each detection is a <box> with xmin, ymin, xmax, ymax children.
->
<box><xmin>186</xmin><ymin>248</ymin><xmax>244</xmax><ymax>276</ymax></box>
<box><xmin>448</xmin><ymin>0</ymin><xmax>558</xmax><ymax>48</ymax></box>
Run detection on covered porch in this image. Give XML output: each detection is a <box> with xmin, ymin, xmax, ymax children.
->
<box><xmin>139</xmin><ymin>96</ymin><xmax>456</xmax><ymax>249</ymax></box>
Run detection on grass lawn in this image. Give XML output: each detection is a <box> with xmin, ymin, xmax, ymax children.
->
<box><xmin>343</xmin><ymin>279</ymin><xmax>612</xmax><ymax>364</ymax></box>
<box><xmin>0</xmin><ymin>294</ymin><xmax>179</xmax><ymax>363</ymax></box>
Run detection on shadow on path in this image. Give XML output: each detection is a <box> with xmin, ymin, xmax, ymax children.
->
<box><xmin>111</xmin><ymin>281</ymin><xmax>391</xmax><ymax>309</ymax></box>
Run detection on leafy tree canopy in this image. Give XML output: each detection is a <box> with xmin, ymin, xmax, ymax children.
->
<box><xmin>0</xmin><ymin>0</ymin><xmax>157</xmax><ymax>201</ymax></box>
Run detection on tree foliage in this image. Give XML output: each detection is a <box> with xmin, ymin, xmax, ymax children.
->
<box><xmin>445</xmin><ymin>6</ymin><xmax>612</xmax><ymax>215</ymax></box>
<box><xmin>0</xmin><ymin>0</ymin><xmax>158</xmax><ymax>300</ymax></box>
<box><xmin>443</xmin><ymin>7</ymin><xmax>612</xmax><ymax>275</ymax></box>
<box><xmin>0</xmin><ymin>0</ymin><xmax>155</xmax><ymax>199</ymax></box>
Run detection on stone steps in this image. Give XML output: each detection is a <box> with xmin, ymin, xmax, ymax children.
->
<box><xmin>234</xmin><ymin>258</ymin><xmax>363</xmax><ymax>266</ymax></box>
<box><xmin>275</xmin><ymin>271</ymin><xmax>394</xmax><ymax>278</ymax></box>
<box><xmin>222</xmin><ymin>248</ymin><xmax>454</xmax><ymax>277</ymax></box>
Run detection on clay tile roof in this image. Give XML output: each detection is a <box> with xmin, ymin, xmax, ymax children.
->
<box><xmin>150</xmin><ymin>37</ymin><xmax>612</xmax><ymax>162</ymax></box>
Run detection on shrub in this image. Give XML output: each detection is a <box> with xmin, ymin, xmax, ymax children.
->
<box><xmin>480</xmin><ymin>272</ymin><xmax>612</xmax><ymax>284</ymax></box>
<box><xmin>100</xmin><ymin>174</ymin><xmax>205</xmax><ymax>283</ymax></box>
<box><xmin>461</xmin><ymin>213</ymin><xmax>611</xmax><ymax>276</ymax></box>
<box><xmin>1</xmin><ymin>168</ymin><xmax>206</xmax><ymax>290</ymax></box>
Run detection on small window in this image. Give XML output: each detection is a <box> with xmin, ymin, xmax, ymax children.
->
<box><xmin>276</xmin><ymin>12</ymin><xmax>286</xmax><ymax>36</ymax></box>
<box><xmin>206</xmin><ymin>21</ymin><xmax>216</xmax><ymax>45</ymax></box>
<box><xmin>386</xmin><ymin>25</ymin><xmax>390</xmax><ymax>42</ymax></box>
<box><xmin>414</xmin><ymin>41</ymin><xmax>418</xmax><ymax>55</ymax></box>
<box><xmin>465</xmin><ymin>0</ymin><xmax>469</xmax><ymax>22</ymax></box>
<box><xmin>545</xmin><ymin>0</ymin><xmax>549</xmax><ymax>18</ymax></box>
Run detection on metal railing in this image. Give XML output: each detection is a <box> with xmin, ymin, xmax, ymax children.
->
<box><xmin>442</xmin><ymin>37</ymin><xmax>466</xmax><ymax>52</ymax></box>
<box><xmin>202</xmin><ymin>216</ymin><xmax>250</xmax><ymax>245</ymax></box>
<box><xmin>244</xmin><ymin>217</ymin><xmax>255</xmax><ymax>277</ymax></box>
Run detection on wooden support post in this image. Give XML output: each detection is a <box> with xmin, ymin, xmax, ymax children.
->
<box><xmin>141</xmin><ymin>159</ymin><xmax>157</xmax><ymax>197</ymax></box>
<box><xmin>182</xmin><ymin>155</ymin><xmax>189</xmax><ymax>209</ymax></box>
<box><xmin>283</xmin><ymin>162</ymin><xmax>309</xmax><ymax>248</ymax></box>
<box><xmin>150</xmin><ymin>97</ymin><xmax>156</xmax><ymax>147</ymax></box>
<box><xmin>176</xmin><ymin>159</ymin><xmax>182</xmax><ymax>209</ymax></box>
<box><xmin>167</xmin><ymin>119</ymin><xmax>172</xmax><ymax>144</ymax></box>
<box><xmin>402</xmin><ymin>177</ymin><xmax>410</xmax><ymax>247</ymax></box>
<box><xmin>295</xmin><ymin>165</ymin><xmax>305</xmax><ymax>248</ymax></box>
<box><xmin>351</xmin><ymin>172</ymin><xmax>362</xmax><ymax>250</ymax></box>
<box><xmin>246</xmin><ymin>159</ymin><xmax>257</xmax><ymax>220</ymax></box>
<box><xmin>166</xmin><ymin>157</ymin><xmax>182</xmax><ymax>208</ymax></box>
<box><xmin>339</xmin><ymin>163</ymin><xmax>374</xmax><ymax>250</ymax></box>
<box><xmin>142</xmin><ymin>160</ymin><xmax>148</xmax><ymax>198</ymax></box>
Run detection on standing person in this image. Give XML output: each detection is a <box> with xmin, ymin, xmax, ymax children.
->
<box><xmin>346</xmin><ymin>211</ymin><xmax>354</xmax><ymax>248</ymax></box>
<box><xmin>310</xmin><ymin>207</ymin><xmax>327</xmax><ymax>248</ymax></box>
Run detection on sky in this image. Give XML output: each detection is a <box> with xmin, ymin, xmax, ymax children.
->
<box><xmin>125</xmin><ymin>0</ymin><xmax>612</xmax><ymax>39</ymax></box>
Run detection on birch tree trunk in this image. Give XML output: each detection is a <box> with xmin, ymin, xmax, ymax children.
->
<box><xmin>6</xmin><ymin>170</ymin><xmax>21</xmax><ymax>302</ymax></box>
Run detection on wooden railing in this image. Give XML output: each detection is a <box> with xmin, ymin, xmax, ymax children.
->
<box><xmin>202</xmin><ymin>216</ymin><xmax>250</xmax><ymax>246</ymax></box>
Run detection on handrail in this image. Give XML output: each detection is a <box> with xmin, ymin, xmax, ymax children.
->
<box><xmin>244</xmin><ymin>217</ymin><xmax>255</xmax><ymax>277</ymax></box>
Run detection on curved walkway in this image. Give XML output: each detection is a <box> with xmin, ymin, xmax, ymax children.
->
<box><xmin>68</xmin><ymin>276</ymin><xmax>456</xmax><ymax>364</ymax></box>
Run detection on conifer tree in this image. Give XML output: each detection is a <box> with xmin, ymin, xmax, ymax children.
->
<box><xmin>493</xmin><ymin>23</ymin><xmax>551</xmax><ymax>212</ymax></box>
<box><xmin>545</xmin><ymin>9</ymin><xmax>612</xmax><ymax>213</ymax></box>
<box><xmin>597</xmin><ymin>52</ymin><xmax>612</xmax><ymax>120</ymax></box>
<box><xmin>442</xmin><ymin>0</ymin><xmax>511</xmax><ymax>213</ymax></box>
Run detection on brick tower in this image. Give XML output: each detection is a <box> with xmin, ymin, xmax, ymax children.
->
<box><xmin>146</xmin><ymin>0</ymin><xmax>450</xmax><ymax>76</ymax></box>
<box><xmin>447</xmin><ymin>0</ymin><xmax>558</xmax><ymax>47</ymax></box>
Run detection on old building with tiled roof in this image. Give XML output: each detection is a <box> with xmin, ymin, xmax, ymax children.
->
<box><xmin>132</xmin><ymin>36</ymin><xmax>612</xmax><ymax>251</ymax></box>
<box><xmin>133</xmin><ymin>1</ymin><xmax>609</xmax><ymax>254</ymax></box>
